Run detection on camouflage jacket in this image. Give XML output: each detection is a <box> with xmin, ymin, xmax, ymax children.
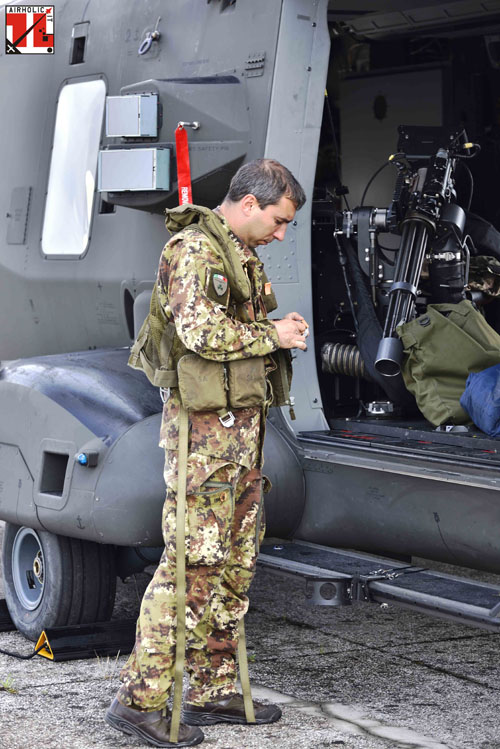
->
<box><xmin>158</xmin><ymin>206</ymin><xmax>281</xmax><ymax>469</ymax></box>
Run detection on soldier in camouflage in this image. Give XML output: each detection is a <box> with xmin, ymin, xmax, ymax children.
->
<box><xmin>106</xmin><ymin>159</ymin><xmax>308</xmax><ymax>747</ymax></box>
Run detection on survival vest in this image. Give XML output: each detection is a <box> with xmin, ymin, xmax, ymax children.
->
<box><xmin>128</xmin><ymin>204</ymin><xmax>293</xmax><ymax>413</ymax></box>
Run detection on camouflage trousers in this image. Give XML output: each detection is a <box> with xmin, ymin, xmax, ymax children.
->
<box><xmin>119</xmin><ymin>452</ymin><xmax>265</xmax><ymax>710</ymax></box>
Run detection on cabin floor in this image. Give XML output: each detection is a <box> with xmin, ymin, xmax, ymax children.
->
<box><xmin>301</xmin><ymin>415</ymin><xmax>500</xmax><ymax>469</ymax></box>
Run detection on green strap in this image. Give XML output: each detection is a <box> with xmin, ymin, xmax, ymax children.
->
<box><xmin>237</xmin><ymin>618</ymin><xmax>255</xmax><ymax>723</ymax></box>
<box><xmin>170</xmin><ymin>405</ymin><xmax>189</xmax><ymax>743</ymax></box>
<box><xmin>277</xmin><ymin>350</ymin><xmax>296</xmax><ymax>420</ymax></box>
<box><xmin>136</xmin><ymin>350</ymin><xmax>178</xmax><ymax>388</ymax></box>
<box><xmin>153</xmin><ymin>368</ymin><xmax>178</xmax><ymax>388</ymax></box>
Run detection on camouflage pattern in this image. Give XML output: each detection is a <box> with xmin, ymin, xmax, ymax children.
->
<box><xmin>119</xmin><ymin>456</ymin><xmax>265</xmax><ymax>709</ymax></box>
<box><xmin>468</xmin><ymin>255</ymin><xmax>500</xmax><ymax>297</ymax></box>
<box><xmin>157</xmin><ymin>210</ymin><xmax>279</xmax><ymax>468</ymax></box>
<box><xmin>159</xmin><ymin>212</ymin><xmax>280</xmax><ymax>364</ymax></box>
<box><xmin>119</xmin><ymin>208</ymin><xmax>277</xmax><ymax>709</ymax></box>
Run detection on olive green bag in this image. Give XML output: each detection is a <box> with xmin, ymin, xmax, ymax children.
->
<box><xmin>397</xmin><ymin>300</ymin><xmax>500</xmax><ymax>425</ymax></box>
<box><xmin>177</xmin><ymin>355</ymin><xmax>267</xmax><ymax>412</ymax></box>
<box><xmin>177</xmin><ymin>355</ymin><xmax>227</xmax><ymax>412</ymax></box>
<box><xmin>227</xmin><ymin>358</ymin><xmax>267</xmax><ymax>408</ymax></box>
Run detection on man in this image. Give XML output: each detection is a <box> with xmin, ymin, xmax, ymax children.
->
<box><xmin>106</xmin><ymin>159</ymin><xmax>308</xmax><ymax>747</ymax></box>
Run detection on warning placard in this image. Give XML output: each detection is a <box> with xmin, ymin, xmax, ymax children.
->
<box><xmin>5</xmin><ymin>6</ymin><xmax>54</xmax><ymax>54</ymax></box>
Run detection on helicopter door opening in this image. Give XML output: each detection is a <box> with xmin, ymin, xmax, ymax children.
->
<box><xmin>310</xmin><ymin>14</ymin><xmax>500</xmax><ymax>451</ymax></box>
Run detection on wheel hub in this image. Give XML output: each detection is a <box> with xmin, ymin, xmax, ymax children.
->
<box><xmin>12</xmin><ymin>527</ymin><xmax>45</xmax><ymax>610</ymax></box>
<box><xmin>33</xmin><ymin>551</ymin><xmax>44</xmax><ymax>584</ymax></box>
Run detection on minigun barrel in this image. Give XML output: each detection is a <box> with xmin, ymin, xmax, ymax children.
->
<box><xmin>375</xmin><ymin>218</ymin><xmax>430</xmax><ymax>377</ymax></box>
<box><xmin>375</xmin><ymin>147</ymin><xmax>454</xmax><ymax>378</ymax></box>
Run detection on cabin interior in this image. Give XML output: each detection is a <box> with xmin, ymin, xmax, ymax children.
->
<box><xmin>310</xmin><ymin>4</ymin><xmax>500</xmax><ymax>457</ymax></box>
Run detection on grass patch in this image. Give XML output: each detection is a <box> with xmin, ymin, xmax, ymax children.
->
<box><xmin>0</xmin><ymin>675</ymin><xmax>17</xmax><ymax>694</ymax></box>
<box><xmin>95</xmin><ymin>651</ymin><xmax>122</xmax><ymax>680</ymax></box>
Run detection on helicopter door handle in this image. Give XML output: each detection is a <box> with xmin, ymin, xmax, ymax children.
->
<box><xmin>177</xmin><ymin>122</ymin><xmax>201</xmax><ymax>131</ymax></box>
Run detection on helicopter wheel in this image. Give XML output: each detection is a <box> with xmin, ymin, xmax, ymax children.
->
<box><xmin>1</xmin><ymin>523</ymin><xmax>116</xmax><ymax>641</ymax></box>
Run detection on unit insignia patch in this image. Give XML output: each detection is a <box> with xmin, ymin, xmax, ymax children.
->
<box><xmin>213</xmin><ymin>273</ymin><xmax>228</xmax><ymax>296</ymax></box>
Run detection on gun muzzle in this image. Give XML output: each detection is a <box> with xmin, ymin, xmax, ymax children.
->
<box><xmin>374</xmin><ymin>336</ymin><xmax>404</xmax><ymax>377</ymax></box>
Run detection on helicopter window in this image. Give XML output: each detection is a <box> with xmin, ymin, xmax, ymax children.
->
<box><xmin>41</xmin><ymin>78</ymin><xmax>106</xmax><ymax>258</ymax></box>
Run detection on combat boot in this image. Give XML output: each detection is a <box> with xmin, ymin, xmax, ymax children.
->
<box><xmin>182</xmin><ymin>693</ymin><xmax>282</xmax><ymax>725</ymax></box>
<box><xmin>105</xmin><ymin>697</ymin><xmax>204</xmax><ymax>747</ymax></box>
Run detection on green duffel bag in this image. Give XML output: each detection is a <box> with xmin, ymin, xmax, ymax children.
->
<box><xmin>397</xmin><ymin>300</ymin><xmax>500</xmax><ymax>426</ymax></box>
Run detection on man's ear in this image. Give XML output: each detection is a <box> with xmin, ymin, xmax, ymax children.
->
<box><xmin>240</xmin><ymin>193</ymin><xmax>258</xmax><ymax>216</ymax></box>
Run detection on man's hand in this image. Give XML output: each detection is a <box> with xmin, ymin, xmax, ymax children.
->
<box><xmin>284</xmin><ymin>311</ymin><xmax>308</xmax><ymax>326</ymax></box>
<box><xmin>272</xmin><ymin>314</ymin><xmax>309</xmax><ymax>350</ymax></box>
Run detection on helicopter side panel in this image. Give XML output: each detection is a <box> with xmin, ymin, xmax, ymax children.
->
<box><xmin>0</xmin><ymin>0</ymin><xmax>284</xmax><ymax>360</ymax></box>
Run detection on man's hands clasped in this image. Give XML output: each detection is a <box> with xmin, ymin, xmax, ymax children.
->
<box><xmin>272</xmin><ymin>311</ymin><xmax>309</xmax><ymax>350</ymax></box>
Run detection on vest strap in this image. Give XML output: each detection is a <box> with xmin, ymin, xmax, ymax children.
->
<box><xmin>170</xmin><ymin>404</ymin><xmax>189</xmax><ymax>743</ymax></box>
<box><xmin>152</xmin><ymin>369</ymin><xmax>179</xmax><ymax>388</ymax></box>
<box><xmin>277</xmin><ymin>349</ymin><xmax>296</xmax><ymax>420</ymax></box>
<box><xmin>237</xmin><ymin>618</ymin><xmax>256</xmax><ymax>723</ymax></box>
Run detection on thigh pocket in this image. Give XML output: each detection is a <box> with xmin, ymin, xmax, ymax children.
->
<box><xmin>187</xmin><ymin>481</ymin><xmax>234</xmax><ymax>566</ymax></box>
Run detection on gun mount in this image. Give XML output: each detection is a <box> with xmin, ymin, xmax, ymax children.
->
<box><xmin>341</xmin><ymin>125</ymin><xmax>479</xmax><ymax>377</ymax></box>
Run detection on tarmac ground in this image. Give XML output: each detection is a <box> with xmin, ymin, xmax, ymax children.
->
<box><xmin>1</xmin><ymin>521</ymin><xmax>500</xmax><ymax>749</ymax></box>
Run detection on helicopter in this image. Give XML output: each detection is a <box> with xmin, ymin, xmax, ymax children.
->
<box><xmin>3</xmin><ymin>0</ymin><xmax>500</xmax><ymax>641</ymax></box>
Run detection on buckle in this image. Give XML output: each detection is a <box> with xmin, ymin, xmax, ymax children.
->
<box><xmin>219</xmin><ymin>411</ymin><xmax>235</xmax><ymax>428</ymax></box>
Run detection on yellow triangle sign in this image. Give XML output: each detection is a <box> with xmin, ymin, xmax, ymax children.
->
<box><xmin>35</xmin><ymin>630</ymin><xmax>54</xmax><ymax>660</ymax></box>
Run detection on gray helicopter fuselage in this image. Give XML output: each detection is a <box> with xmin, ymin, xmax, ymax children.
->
<box><xmin>3</xmin><ymin>0</ymin><xmax>500</xmax><ymax>582</ymax></box>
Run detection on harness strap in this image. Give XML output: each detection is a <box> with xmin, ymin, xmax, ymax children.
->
<box><xmin>152</xmin><ymin>367</ymin><xmax>178</xmax><ymax>388</ymax></box>
<box><xmin>237</xmin><ymin>618</ymin><xmax>256</xmax><ymax>723</ymax></box>
<box><xmin>170</xmin><ymin>404</ymin><xmax>189</xmax><ymax>743</ymax></box>
<box><xmin>277</xmin><ymin>350</ymin><xmax>296</xmax><ymax>420</ymax></box>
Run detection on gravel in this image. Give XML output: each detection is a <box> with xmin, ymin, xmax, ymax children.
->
<box><xmin>2</xmin><ymin>523</ymin><xmax>500</xmax><ymax>749</ymax></box>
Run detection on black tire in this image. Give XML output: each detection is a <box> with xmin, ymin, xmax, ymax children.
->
<box><xmin>1</xmin><ymin>523</ymin><xmax>117</xmax><ymax>641</ymax></box>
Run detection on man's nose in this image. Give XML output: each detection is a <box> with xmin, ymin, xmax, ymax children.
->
<box><xmin>273</xmin><ymin>224</ymin><xmax>287</xmax><ymax>241</ymax></box>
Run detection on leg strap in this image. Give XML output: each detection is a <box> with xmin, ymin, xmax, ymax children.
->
<box><xmin>170</xmin><ymin>405</ymin><xmax>189</xmax><ymax>743</ymax></box>
<box><xmin>237</xmin><ymin>617</ymin><xmax>255</xmax><ymax>723</ymax></box>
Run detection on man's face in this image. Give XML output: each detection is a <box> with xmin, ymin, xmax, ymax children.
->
<box><xmin>241</xmin><ymin>195</ymin><xmax>296</xmax><ymax>248</ymax></box>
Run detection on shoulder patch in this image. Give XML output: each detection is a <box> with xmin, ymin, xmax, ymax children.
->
<box><xmin>213</xmin><ymin>273</ymin><xmax>228</xmax><ymax>297</ymax></box>
<box><xmin>206</xmin><ymin>268</ymin><xmax>230</xmax><ymax>307</ymax></box>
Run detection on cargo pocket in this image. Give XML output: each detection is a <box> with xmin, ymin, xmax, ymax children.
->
<box><xmin>186</xmin><ymin>481</ymin><xmax>234</xmax><ymax>567</ymax></box>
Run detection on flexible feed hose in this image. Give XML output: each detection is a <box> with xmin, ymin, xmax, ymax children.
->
<box><xmin>321</xmin><ymin>342</ymin><xmax>370</xmax><ymax>380</ymax></box>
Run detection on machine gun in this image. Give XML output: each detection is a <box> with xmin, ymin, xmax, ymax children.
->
<box><xmin>342</xmin><ymin>126</ymin><xmax>479</xmax><ymax>378</ymax></box>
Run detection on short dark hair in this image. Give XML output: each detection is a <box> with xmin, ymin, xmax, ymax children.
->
<box><xmin>224</xmin><ymin>158</ymin><xmax>306</xmax><ymax>210</ymax></box>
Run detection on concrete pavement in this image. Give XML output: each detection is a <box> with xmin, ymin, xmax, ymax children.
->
<box><xmin>1</xmin><ymin>523</ymin><xmax>500</xmax><ymax>748</ymax></box>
